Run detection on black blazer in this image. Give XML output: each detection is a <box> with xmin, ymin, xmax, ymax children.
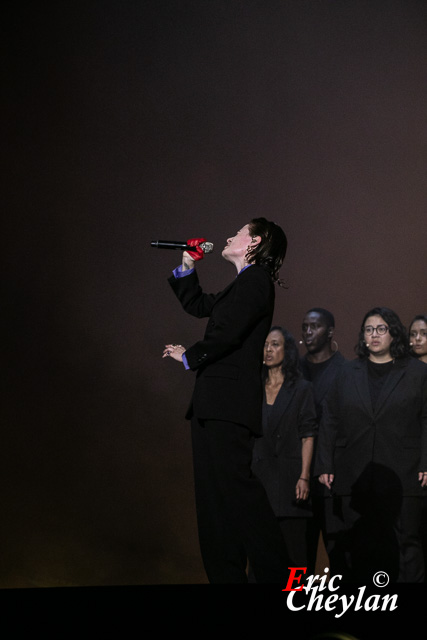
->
<box><xmin>251</xmin><ymin>379</ymin><xmax>317</xmax><ymax>517</ymax></box>
<box><xmin>314</xmin><ymin>357</ymin><xmax>427</xmax><ymax>496</ymax></box>
<box><xmin>168</xmin><ymin>265</ymin><xmax>274</xmax><ymax>434</ymax></box>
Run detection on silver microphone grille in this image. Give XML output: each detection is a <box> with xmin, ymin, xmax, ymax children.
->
<box><xmin>200</xmin><ymin>241</ymin><xmax>214</xmax><ymax>254</ymax></box>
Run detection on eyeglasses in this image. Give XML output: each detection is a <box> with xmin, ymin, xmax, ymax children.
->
<box><xmin>364</xmin><ymin>325</ymin><xmax>389</xmax><ymax>336</ymax></box>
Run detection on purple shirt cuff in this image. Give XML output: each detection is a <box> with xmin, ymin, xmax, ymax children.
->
<box><xmin>172</xmin><ymin>265</ymin><xmax>195</xmax><ymax>279</ymax></box>
<box><xmin>182</xmin><ymin>353</ymin><xmax>190</xmax><ymax>370</ymax></box>
<box><xmin>171</xmin><ymin>266</ymin><xmax>192</xmax><ymax>369</ymax></box>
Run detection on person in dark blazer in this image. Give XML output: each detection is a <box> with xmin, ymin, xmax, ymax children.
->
<box><xmin>315</xmin><ymin>307</ymin><xmax>427</xmax><ymax>582</ymax></box>
<box><xmin>163</xmin><ymin>218</ymin><xmax>289</xmax><ymax>583</ymax></box>
<box><xmin>251</xmin><ymin>327</ymin><xmax>317</xmax><ymax>569</ymax></box>
<box><xmin>299</xmin><ymin>308</ymin><xmax>346</xmax><ymax>572</ymax></box>
<box><xmin>408</xmin><ymin>314</ymin><xmax>427</xmax><ymax>581</ymax></box>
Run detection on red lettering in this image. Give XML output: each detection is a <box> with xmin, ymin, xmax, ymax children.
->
<box><xmin>282</xmin><ymin>567</ymin><xmax>307</xmax><ymax>592</ymax></box>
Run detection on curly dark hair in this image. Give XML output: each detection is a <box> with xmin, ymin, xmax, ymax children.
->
<box><xmin>262</xmin><ymin>326</ymin><xmax>302</xmax><ymax>386</ymax></box>
<box><xmin>354</xmin><ymin>307</ymin><xmax>410</xmax><ymax>360</ymax></box>
<box><xmin>246</xmin><ymin>218</ymin><xmax>287</xmax><ymax>285</ymax></box>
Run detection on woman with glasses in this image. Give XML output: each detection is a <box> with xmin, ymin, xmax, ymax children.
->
<box><xmin>315</xmin><ymin>307</ymin><xmax>427</xmax><ymax>582</ymax></box>
<box><xmin>409</xmin><ymin>315</ymin><xmax>427</xmax><ymax>364</ymax></box>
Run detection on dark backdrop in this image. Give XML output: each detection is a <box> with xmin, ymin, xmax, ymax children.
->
<box><xmin>4</xmin><ymin>0</ymin><xmax>427</xmax><ymax>589</ymax></box>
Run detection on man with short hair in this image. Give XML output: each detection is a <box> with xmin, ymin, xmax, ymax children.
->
<box><xmin>300</xmin><ymin>308</ymin><xmax>345</xmax><ymax>420</ymax></box>
<box><xmin>300</xmin><ymin>308</ymin><xmax>346</xmax><ymax>572</ymax></box>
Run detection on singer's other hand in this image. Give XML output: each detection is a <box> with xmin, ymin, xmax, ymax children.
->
<box><xmin>186</xmin><ymin>237</ymin><xmax>206</xmax><ymax>261</ymax></box>
<box><xmin>163</xmin><ymin>344</ymin><xmax>186</xmax><ymax>363</ymax></box>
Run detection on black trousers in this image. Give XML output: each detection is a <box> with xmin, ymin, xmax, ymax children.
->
<box><xmin>191</xmin><ymin>417</ymin><xmax>290</xmax><ymax>583</ymax></box>
<box><xmin>323</xmin><ymin>494</ymin><xmax>424</xmax><ymax>583</ymax></box>
<box><xmin>278</xmin><ymin>517</ymin><xmax>314</xmax><ymax>569</ymax></box>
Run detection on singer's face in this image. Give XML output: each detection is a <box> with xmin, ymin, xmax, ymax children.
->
<box><xmin>222</xmin><ymin>225</ymin><xmax>253</xmax><ymax>262</ymax></box>
<box><xmin>409</xmin><ymin>320</ymin><xmax>427</xmax><ymax>359</ymax></box>
<box><xmin>264</xmin><ymin>330</ymin><xmax>285</xmax><ymax>368</ymax></box>
<box><xmin>301</xmin><ymin>312</ymin><xmax>331</xmax><ymax>354</ymax></box>
<box><xmin>363</xmin><ymin>314</ymin><xmax>393</xmax><ymax>359</ymax></box>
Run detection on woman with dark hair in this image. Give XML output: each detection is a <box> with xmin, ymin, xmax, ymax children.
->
<box><xmin>245</xmin><ymin>218</ymin><xmax>288</xmax><ymax>285</ymax></box>
<box><xmin>315</xmin><ymin>307</ymin><xmax>427</xmax><ymax>582</ymax></box>
<box><xmin>409</xmin><ymin>315</ymin><xmax>427</xmax><ymax>364</ymax></box>
<box><xmin>354</xmin><ymin>306</ymin><xmax>410</xmax><ymax>360</ymax></box>
<box><xmin>164</xmin><ymin>219</ymin><xmax>290</xmax><ymax>583</ymax></box>
<box><xmin>251</xmin><ymin>327</ymin><xmax>317</xmax><ymax>569</ymax></box>
<box><xmin>408</xmin><ymin>315</ymin><xmax>427</xmax><ymax>583</ymax></box>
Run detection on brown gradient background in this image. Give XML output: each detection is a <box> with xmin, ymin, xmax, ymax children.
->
<box><xmin>3</xmin><ymin>0</ymin><xmax>427</xmax><ymax>594</ymax></box>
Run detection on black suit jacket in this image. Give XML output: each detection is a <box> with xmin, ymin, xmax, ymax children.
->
<box><xmin>314</xmin><ymin>357</ymin><xmax>427</xmax><ymax>496</ymax></box>
<box><xmin>168</xmin><ymin>265</ymin><xmax>274</xmax><ymax>434</ymax></box>
<box><xmin>252</xmin><ymin>379</ymin><xmax>317</xmax><ymax>517</ymax></box>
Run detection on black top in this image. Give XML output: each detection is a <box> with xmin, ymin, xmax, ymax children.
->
<box><xmin>304</xmin><ymin>358</ymin><xmax>334</xmax><ymax>384</ymax></box>
<box><xmin>367</xmin><ymin>359</ymin><xmax>394</xmax><ymax>412</ymax></box>
<box><xmin>300</xmin><ymin>352</ymin><xmax>346</xmax><ymax>421</ymax></box>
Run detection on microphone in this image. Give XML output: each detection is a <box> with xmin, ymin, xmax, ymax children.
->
<box><xmin>150</xmin><ymin>240</ymin><xmax>214</xmax><ymax>254</ymax></box>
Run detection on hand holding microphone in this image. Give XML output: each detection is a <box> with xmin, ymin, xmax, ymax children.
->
<box><xmin>151</xmin><ymin>236</ymin><xmax>213</xmax><ymax>272</ymax></box>
<box><xmin>185</xmin><ymin>237</ymin><xmax>207</xmax><ymax>261</ymax></box>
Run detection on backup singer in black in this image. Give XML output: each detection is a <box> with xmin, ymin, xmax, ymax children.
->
<box><xmin>251</xmin><ymin>327</ymin><xmax>317</xmax><ymax>570</ymax></box>
<box><xmin>315</xmin><ymin>307</ymin><xmax>427</xmax><ymax>582</ymax></box>
<box><xmin>163</xmin><ymin>219</ymin><xmax>289</xmax><ymax>583</ymax></box>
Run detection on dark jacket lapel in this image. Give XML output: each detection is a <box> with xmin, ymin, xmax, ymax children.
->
<box><xmin>353</xmin><ymin>360</ymin><xmax>375</xmax><ymax>417</ymax></box>
<box><xmin>267</xmin><ymin>383</ymin><xmax>297</xmax><ymax>436</ymax></box>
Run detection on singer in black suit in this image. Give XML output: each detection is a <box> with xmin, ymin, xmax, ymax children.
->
<box><xmin>163</xmin><ymin>219</ymin><xmax>289</xmax><ymax>583</ymax></box>
<box><xmin>315</xmin><ymin>307</ymin><xmax>427</xmax><ymax>582</ymax></box>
